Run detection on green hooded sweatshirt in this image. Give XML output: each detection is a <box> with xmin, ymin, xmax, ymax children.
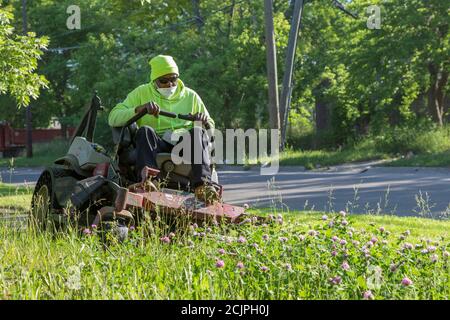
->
<box><xmin>108</xmin><ymin>79</ymin><xmax>215</xmax><ymax>135</ymax></box>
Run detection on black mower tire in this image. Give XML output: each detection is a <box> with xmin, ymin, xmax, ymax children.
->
<box><xmin>30</xmin><ymin>170</ymin><xmax>55</xmax><ymax>231</ymax></box>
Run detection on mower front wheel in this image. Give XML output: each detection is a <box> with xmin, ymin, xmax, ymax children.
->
<box><xmin>30</xmin><ymin>171</ymin><xmax>54</xmax><ymax>231</ymax></box>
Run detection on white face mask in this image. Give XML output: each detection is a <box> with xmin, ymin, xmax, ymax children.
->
<box><xmin>157</xmin><ymin>85</ymin><xmax>177</xmax><ymax>98</ymax></box>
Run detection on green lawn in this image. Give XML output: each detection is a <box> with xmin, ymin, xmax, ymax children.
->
<box><xmin>384</xmin><ymin>151</ymin><xmax>450</xmax><ymax>168</ymax></box>
<box><xmin>0</xmin><ymin>140</ymin><xmax>69</xmax><ymax>168</ymax></box>
<box><xmin>0</xmin><ymin>183</ymin><xmax>33</xmax><ymax>213</ymax></box>
<box><xmin>0</xmin><ymin>209</ymin><xmax>448</xmax><ymax>299</ymax></box>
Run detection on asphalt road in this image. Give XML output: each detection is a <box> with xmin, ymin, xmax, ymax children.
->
<box><xmin>2</xmin><ymin>162</ymin><xmax>450</xmax><ymax>217</ymax></box>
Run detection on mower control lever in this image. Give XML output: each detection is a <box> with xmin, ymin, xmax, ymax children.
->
<box><xmin>124</xmin><ymin>108</ymin><xmax>210</xmax><ymax>130</ymax></box>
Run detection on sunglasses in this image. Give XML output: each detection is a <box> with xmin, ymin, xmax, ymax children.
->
<box><xmin>157</xmin><ymin>76</ymin><xmax>178</xmax><ymax>84</ymax></box>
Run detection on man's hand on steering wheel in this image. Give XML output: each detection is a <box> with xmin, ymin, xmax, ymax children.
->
<box><xmin>135</xmin><ymin>101</ymin><xmax>160</xmax><ymax>117</ymax></box>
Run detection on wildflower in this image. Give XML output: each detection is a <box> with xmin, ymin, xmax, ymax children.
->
<box><xmin>82</xmin><ymin>228</ymin><xmax>91</xmax><ymax>235</ymax></box>
<box><xmin>91</xmin><ymin>224</ymin><xmax>97</xmax><ymax>229</ymax></box>
<box><xmin>218</xmin><ymin>248</ymin><xmax>226</xmax><ymax>255</ymax></box>
<box><xmin>260</xmin><ymin>266</ymin><xmax>269</xmax><ymax>272</ymax></box>
<box><xmin>225</xmin><ymin>237</ymin><xmax>233</xmax><ymax>244</ymax></box>
<box><xmin>390</xmin><ymin>263</ymin><xmax>397</xmax><ymax>272</ymax></box>
<box><xmin>192</xmin><ymin>223</ymin><xmax>198</xmax><ymax>229</ymax></box>
<box><xmin>382</xmin><ymin>240</ymin><xmax>388</xmax><ymax>245</ymax></box>
<box><xmin>339</xmin><ymin>210</ymin><xmax>347</xmax><ymax>217</ymax></box>
<box><xmin>256</xmin><ymin>248</ymin><xmax>263</xmax><ymax>254</ymax></box>
<box><xmin>403</xmin><ymin>230</ymin><xmax>411</xmax><ymax>236</ymax></box>
<box><xmin>277</xmin><ymin>214</ymin><xmax>283</xmax><ymax>220</ymax></box>
<box><xmin>403</xmin><ymin>243</ymin><xmax>413</xmax><ymax>250</ymax></box>
<box><xmin>212</xmin><ymin>220</ymin><xmax>219</xmax><ymax>226</ymax></box>
<box><xmin>341</xmin><ymin>220</ymin><xmax>348</xmax><ymax>226</ymax></box>
<box><xmin>341</xmin><ymin>261</ymin><xmax>350</xmax><ymax>271</ymax></box>
<box><xmin>252</xmin><ymin>217</ymin><xmax>258</xmax><ymax>223</ymax></box>
<box><xmin>243</xmin><ymin>218</ymin><xmax>252</xmax><ymax>224</ymax></box>
<box><xmin>352</xmin><ymin>240</ymin><xmax>360</xmax><ymax>246</ymax></box>
<box><xmin>285</xmin><ymin>263</ymin><xmax>293</xmax><ymax>271</ymax></box>
<box><xmin>370</xmin><ymin>237</ymin><xmax>378</xmax><ymax>244</ymax></box>
<box><xmin>427</xmin><ymin>246</ymin><xmax>437</xmax><ymax>252</ymax></box>
<box><xmin>399</xmin><ymin>235</ymin><xmax>406</xmax><ymax>241</ymax></box>
<box><xmin>331</xmin><ymin>251</ymin><xmax>338</xmax><ymax>257</ymax></box>
<box><xmin>168</xmin><ymin>232</ymin><xmax>176</xmax><ymax>238</ymax></box>
<box><xmin>379</xmin><ymin>227</ymin><xmax>385</xmax><ymax>233</ymax></box>
<box><xmin>322</xmin><ymin>215</ymin><xmax>328</xmax><ymax>221</ymax></box>
<box><xmin>308</xmin><ymin>230</ymin><xmax>317</xmax><ymax>237</ymax></box>
<box><xmin>129</xmin><ymin>226</ymin><xmax>135</xmax><ymax>231</ymax></box>
<box><xmin>340</xmin><ymin>239</ymin><xmax>347</xmax><ymax>246</ymax></box>
<box><xmin>216</xmin><ymin>260</ymin><xmax>225</xmax><ymax>268</ymax></box>
<box><xmin>279</xmin><ymin>237</ymin><xmax>288</xmax><ymax>242</ymax></box>
<box><xmin>366</xmin><ymin>241</ymin><xmax>373</xmax><ymax>248</ymax></box>
<box><xmin>443</xmin><ymin>251</ymin><xmax>449</xmax><ymax>259</ymax></box>
<box><xmin>401</xmin><ymin>277</ymin><xmax>413</xmax><ymax>286</ymax></box>
<box><xmin>262</xmin><ymin>234</ymin><xmax>269</xmax><ymax>241</ymax></box>
<box><xmin>430</xmin><ymin>254</ymin><xmax>438</xmax><ymax>263</ymax></box>
<box><xmin>200</xmin><ymin>232</ymin><xmax>206</xmax><ymax>237</ymax></box>
<box><xmin>415</xmin><ymin>243</ymin><xmax>423</xmax><ymax>249</ymax></box>
<box><xmin>363</xmin><ymin>290</ymin><xmax>374</xmax><ymax>300</ymax></box>
<box><xmin>276</xmin><ymin>218</ymin><xmax>283</xmax><ymax>225</ymax></box>
<box><xmin>332</xmin><ymin>236</ymin><xmax>339</xmax><ymax>242</ymax></box>
<box><xmin>160</xmin><ymin>236</ymin><xmax>170</xmax><ymax>244</ymax></box>
<box><xmin>206</xmin><ymin>228</ymin><xmax>212</xmax><ymax>233</ymax></box>
<box><xmin>243</xmin><ymin>203</ymin><xmax>249</xmax><ymax>209</ymax></box>
<box><xmin>328</xmin><ymin>221</ymin><xmax>335</xmax><ymax>227</ymax></box>
<box><xmin>268</xmin><ymin>214</ymin><xmax>275</xmax><ymax>220</ymax></box>
<box><xmin>329</xmin><ymin>276</ymin><xmax>342</xmax><ymax>285</ymax></box>
<box><xmin>348</xmin><ymin>232</ymin><xmax>353</xmax><ymax>238</ymax></box>
<box><xmin>238</xmin><ymin>236</ymin><xmax>247</xmax><ymax>243</ymax></box>
<box><xmin>236</xmin><ymin>262</ymin><xmax>244</xmax><ymax>269</ymax></box>
<box><xmin>421</xmin><ymin>249</ymin><xmax>428</xmax><ymax>254</ymax></box>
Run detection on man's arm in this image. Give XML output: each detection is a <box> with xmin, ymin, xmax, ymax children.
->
<box><xmin>108</xmin><ymin>87</ymin><xmax>143</xmax><ymax>127</ymax></box>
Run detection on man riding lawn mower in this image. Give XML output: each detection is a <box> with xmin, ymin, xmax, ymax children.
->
<box><xmin>30</xmin><ymin>55</ymin><xmax>260</xmax><ymax>241</ymax></box>
<box><xmin>108</xmin><ymin>55</ymin><xmax>220</xmax><ymax>205</ymax></box>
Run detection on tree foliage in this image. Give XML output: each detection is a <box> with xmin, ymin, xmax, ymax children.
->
<box><xmin>0</xmin><ymin>3</ymin><xmax>48</xmax><ymax>107</ymax></box>
<box><xmin>0</xmin><ymin>0</ymin><xmax>448</xmax><ymax>149</ymax></box>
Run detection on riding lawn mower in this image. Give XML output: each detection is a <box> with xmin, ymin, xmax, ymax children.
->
<box><xmin>30</xmin><ymin>93</ymin><xmax>255</xmax><ymax>241</ymax></box>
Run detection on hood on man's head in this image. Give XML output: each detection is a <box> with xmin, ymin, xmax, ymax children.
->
<box><xmin>149</xmin><ymin>55</ymin><xmax>179</xmax><ymax>82</ymax></box>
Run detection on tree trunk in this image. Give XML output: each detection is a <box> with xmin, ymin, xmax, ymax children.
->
<box><xmin>428</xmin><ymin>63</ymin><xmax>448</xmax><ymax>126</ymax></box>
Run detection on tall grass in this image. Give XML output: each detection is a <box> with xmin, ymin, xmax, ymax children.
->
<box><xmin>0</xmin><ymin>211</ymin><xmax>449</xmax><ymax>299</ymax></box>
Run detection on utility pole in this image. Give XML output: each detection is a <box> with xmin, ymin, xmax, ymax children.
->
<box><xmin>22</xmin><ymin>0</ymin><xmax>33</xmax><ymax>158</ymax></box>
<box><xmin>263</xmin><ymin>0</ymin><xmax>280</xmax><ymax>132</ymax></box>
<box><xmin>280</xmin><ymin>0</ymin><xmax>304</xmax><ymax>150</ymax></box>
